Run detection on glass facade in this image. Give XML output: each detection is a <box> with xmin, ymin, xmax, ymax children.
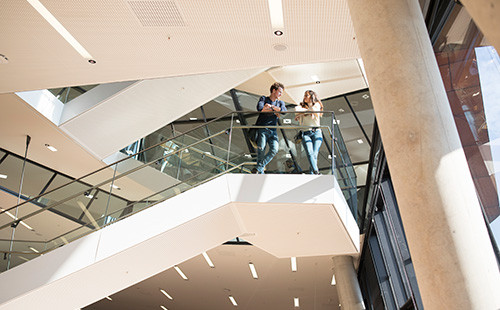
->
<box><xmin>434</xmin><ymin>4</ymin><xmax>500</xmax><ymax>254</ymax></box>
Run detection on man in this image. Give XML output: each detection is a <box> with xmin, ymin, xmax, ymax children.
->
<box><xmin>254</xmin><ymin>82</ymin><xmax>287</xmax><ymax>174</ymax></box>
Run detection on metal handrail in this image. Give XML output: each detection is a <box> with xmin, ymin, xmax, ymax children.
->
<box><xmin>14</xmin><ymin>161</ymin><xmax>259</xmax><ymax>256</ymax></box>
<box><xmin>0</xmin><ymin>110</ymin><xmax>237</xmax><ymax>216</ymax></box>
<box><xmin>0</xmin><ymin>111</ymin><xmax>352</xmax><ymax>232</ymax></box>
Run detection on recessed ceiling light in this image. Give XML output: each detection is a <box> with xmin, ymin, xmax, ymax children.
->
<box><xmin>111</xmin><ymin>184</ymin><xmax>121</xmax><ymax>190</ymax></box>
<box><xmin>472</xmin><ymin>91</ymin><xmax>480</xmax><ymax>97</ymax></box>
<box><xmin>357</xmin><ymin>139</ymin><xmax>364</xmax><ymax>144</ymax></box>
<box><xmin>189</xmin><ymin>117</ymin><xmax>197</xmax><ymax>121</ymax></box>
<box><xmin>331</xmin><ymin>274</ymin><xmax>336</xmax><ymax>285</ymax></box>
<box><xmin>294</xmin><ymin>297</ymin><xmax>300</xmax><ymax>308</ymax></box>
<box><xmin>160</xmin><ymin>289</ymin><xmax>173</xmax><ymax>300</ymax></box>
<box><xmin>174</xmin><ymin>265</ymin><xmax>188</xmax><ymax>280</ymax></box>
<box><xmin>160</xmin><ymin>306</ymin><xmax>168</xmax><ymax>310</ymax></box>
<box><xmin>26</xmin><ymin>0</ymin><xmax>94</xmax><ymax>61</ymax></box>
<box><xmin>291</xmin><ymin>257</ymin><xmax>297</xmax><ymax>272</ymax></box>
<box><xmin>285</xmin><ymin>154</ymin><xmax>291</xmax><ymax>158</ymax></box>
<box><xmin>273</xmin><ymin>30</ymin><xmax>284</xmax><ymax>36</ymax></box>
<box><xmin>235</xmin><ymin>119</ymin><xmax>241</xmax><ymax>123</ymax></box>
<box><xmin>29</xmin><ymin>246</ymin><xmax>39</xmax><ymax>253</ymax></box>
<box><xmin>202</xmin><ymin>252</ymin><xmax>215</xmax><ymax>268</ymax></box>
<box><xmin>125</xmin><ymin>150</ymin><xmax>134</xmax><ymax>155</ymax></box>
<box><xmin>249</xmin><ymin>262</ymin><xmax>258</xmax><ymax>279</ymax></box>
<box><xmin>338</xmin><ymin>108</ymin><xmax>345</xmax><ymax>113</ymax></box>
<box><xmin>44</xmin><ymin>144</ymin><xmax>57</xmax><ymax>152</ymax></box>
<box><xmin>362</xmin><ymin>94</ymin><xmax>370</xmax><ymax>100</ymax></box>
<box><xmin>268</xmin><ymin>0</ymin><xmax>284</xmax><ymax>29</ymax></box>
<box><xmin>0</xmin><ymin>174</ymin><xmax>7</xmax><ymax>179</ymax></box>
<box><xmin>105</xmin><ymin>296</ymin><xmax>112</xmax><ymax>301</ymax></box>
<box><xmin>229</xmin><ymin>295</ymin><xmax>238</xmax><ymax>306</ymax></box>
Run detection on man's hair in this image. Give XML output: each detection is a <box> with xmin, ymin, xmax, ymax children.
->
<box><xmin>270</xmin><ymin>82</ymin><xmax>285</xmax><ymax>93</ymax></box>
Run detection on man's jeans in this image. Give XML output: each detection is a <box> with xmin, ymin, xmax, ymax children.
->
<box><xmin>256</xmin><ymin>128</ymin><xmax>279</xmax><ymax>173</ymax></box>
<box><xmin>302</xmin><ymin>129</ymin><xmax>323</xmax><ymax>173</ymax></box>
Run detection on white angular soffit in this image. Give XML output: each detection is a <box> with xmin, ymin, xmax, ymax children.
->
<box><xmin>59</xmin><ymin>68</ymin><xmax>266</xmax><ymax>160</ymax></box>
<box><xmin>0</xmin><ymin>174</ymin><xmax>359</xmax><ymax>310</ymax></box>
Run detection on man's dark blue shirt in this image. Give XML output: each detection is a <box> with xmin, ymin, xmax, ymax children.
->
<box><xmin>255</xmin><ymin>96</ymin><xmax>287</xmax><ymax>128</ymax></box>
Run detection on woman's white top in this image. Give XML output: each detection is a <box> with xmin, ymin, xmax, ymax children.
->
<box><xmin>295</xmin><ymin>102</ymin><xmax>322</xmax><ymax>127</ymax></box>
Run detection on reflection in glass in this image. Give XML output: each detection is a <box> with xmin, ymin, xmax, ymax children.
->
<box><xmin>434</xmin><ymin>5</ymin><xmax>499</xmax><ymax>252</ymax></box>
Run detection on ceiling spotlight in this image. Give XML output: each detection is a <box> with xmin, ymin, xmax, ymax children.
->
<box><xmin>311</xmin><ymin>75</ymin><xmax>320</xmax><ymax>84</ymax></box>
<box><xmin>88</xmin><ymin>59</ymin><xmax>97</xmax><ymax>64</ymax></box>
<box><xmin>105</xmin><ymin>296</ymin><xmax>112</xmax><ymax>301</ymax></box>
<box><xmin>1</xmin><ymin>208</ymin><xmax>34</xmax><ymax>230</ymax></box>
<box><xmin>362</xmin><ymin>94</ymin><xmax>370</xmax><ymax>100</ymax></box>
<box><xmin>111</xmin><ymin>184</ymin><xmax>121</xmax><ymax>190</ymax></box>
<box><xmin>44</xmin><ymin>144</ymin><xmax>57</xmax><ymax>152</ymax></box>
<box><xmin>274</xmin><ymin>30</ymin><xmax>283</xmax><ymax>36</ymax></box>
<box><xmin>84</xmin><ymin>191</ymin><xmax>93</xmax><ymax>199</ymax></box>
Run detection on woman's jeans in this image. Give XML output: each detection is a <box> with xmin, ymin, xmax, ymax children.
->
<box><xmin>302</xmin><ymin>129</ymin><xmax>323</xmax><ymax>173</ymax></box>
<box><xmin>256</xmin><ymin>128</ymin><xmax>279</xmax><ymax>173</ymax></box>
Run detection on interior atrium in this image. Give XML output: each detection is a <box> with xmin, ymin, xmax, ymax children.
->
<box><xmin>0</xmin><ymin>0</ymin><xmax>499</xmax><ymax>309</ymax></box>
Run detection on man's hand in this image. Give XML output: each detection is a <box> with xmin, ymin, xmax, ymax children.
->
<box><xmin>262</xmin><ymin>103</ymin><xmax>274</xmax><ymax>112</ymax></box>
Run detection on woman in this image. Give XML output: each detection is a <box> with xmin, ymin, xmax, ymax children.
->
<box><xmin>295</xmin><ymin>90</ymin><xmax>323</xmax><ymax>174</ymax></box>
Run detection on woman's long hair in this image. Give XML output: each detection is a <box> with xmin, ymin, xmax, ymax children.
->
<box><xmin>300</xmin><ymin>90</ymin><xmax>323</xmax><ymax>117</ymax></box>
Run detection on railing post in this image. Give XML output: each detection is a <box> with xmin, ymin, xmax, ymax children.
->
<box><xmin>331</xmin><ymin>112</ymin><xmax>336</xmax><ymax>178</ymax></box>
<box><xmin>7</xmin><ymin>135</ymin><xmax>31</xmax><ymax>270</ymax></box>
<box><xmin>103</xmin><ymin>163</ymin><xmax>119</xmax><ymax>222</ymax></box>
<box><xmin>227</xmin><ymin>113</ymin><xmax>234</xmax><ymax>171</ymax></box>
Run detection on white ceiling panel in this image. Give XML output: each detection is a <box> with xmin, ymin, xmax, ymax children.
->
<box><xmin>0</xmin><ymin>0</ymin><xmax>359</xmax><ymax>93</ymax></box>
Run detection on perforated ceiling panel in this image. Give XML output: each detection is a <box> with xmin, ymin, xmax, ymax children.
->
<box><xmin>127</xmin><ymin>0</ymin><xmax>186</xmax><ymax>27</ymax></box>
<box><xmin>0</xmin><ymin>0</ymin><xmax>360</xmax><ymax>93</ymax></box>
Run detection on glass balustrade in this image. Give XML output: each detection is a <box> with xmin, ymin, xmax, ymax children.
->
<box><xmin>0</xmin><ymin>111</ymin><xmax>356</xmax><ymax>272</ymax></box>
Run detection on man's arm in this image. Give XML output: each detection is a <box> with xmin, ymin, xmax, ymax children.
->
<box><xmin>256</xmin><ymin>96</ymin><xmax>267</xmax><ymax>111</ymax></box>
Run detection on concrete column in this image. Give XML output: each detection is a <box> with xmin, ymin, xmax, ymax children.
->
<box><xmin>346</xmin><ymin>0</ymin><xmax>500</xmax><ymax>309</ymax></box>
<box><xmin>460</xmin><ymin>0</ymin><xmax>500</xmax><ymax>53</ymax></box>
<box><xmin>332</xmin><ymin>256</ymin><xmax>365</xmax><ymax>310</ymax></box>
